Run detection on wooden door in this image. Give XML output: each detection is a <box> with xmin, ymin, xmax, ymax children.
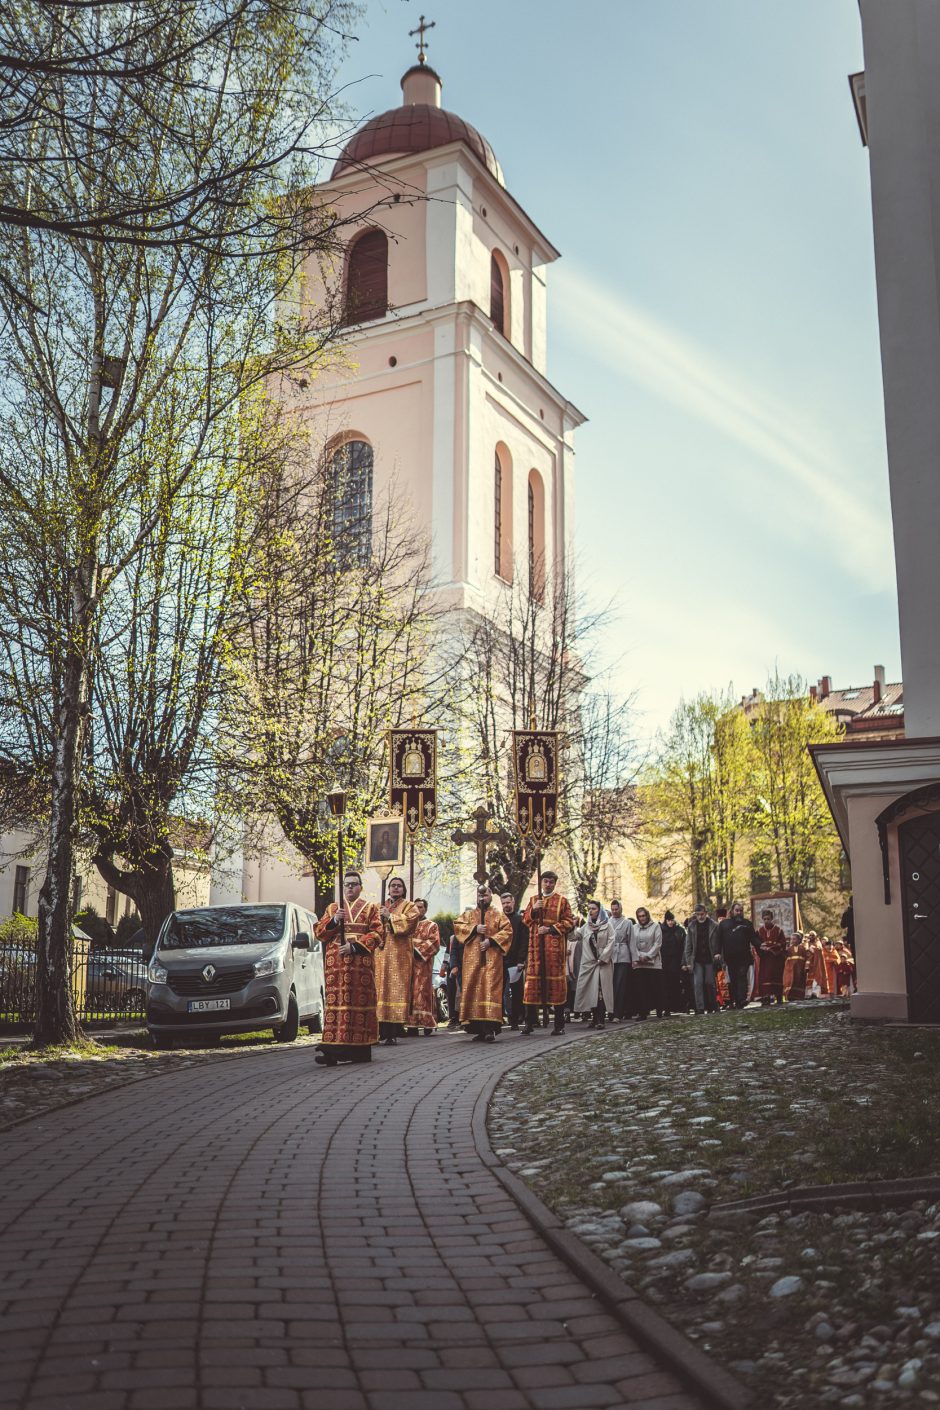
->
<box><xmin>899</xmin><ymin>812</ymin><xmax>940</xmax><ymax>1023</ymax></box>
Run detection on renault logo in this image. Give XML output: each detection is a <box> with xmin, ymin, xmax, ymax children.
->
<box><xmin>202</xmin><ymin>964</ymin><xmax>216</xmax><ymax>983</ymax></box>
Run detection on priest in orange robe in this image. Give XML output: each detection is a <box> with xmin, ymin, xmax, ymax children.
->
<box><xmin>453</xmin><ymin>884</ymin><xmax>512</xmax><ymax>1041</ymax></box>
<box><xmin>374</xmin><ymin>876</ymin><xmax>420</xmax><ymax>1044</ymax></box>
<box><xmin>783</xmin><ymin>933</ymin><xmax>810</xmax><ymax>1000</ymax></box>
<box><xmin>314</xmin><ymin>869</ymin><xmax>383</xmax><ymax>1065</ymax></box>
<box><xmin>408</xmin><ymin>898</ymin><xmax>440</xmax><ymax>1034</ymax></box>
<box><xmin>521</xmin><ymin>869</ymin><xmax>575</xmax><ymax>1035</ymax></box>
<box><xmin>822</xmin><ymin>936</ymin><xmax>849</xmax><ymax>997</ymax></box>
<box><xmin>804</xmin><ymin>931</ymin><xmax>830</xmax><ymax>996</ymax></box>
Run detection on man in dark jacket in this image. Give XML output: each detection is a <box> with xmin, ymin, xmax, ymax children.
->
<box><xmin>660</xmin><ymin>911</ymin><xmax>687</xmax><ymax>1015</ymax></box>
<box><xmin>715</xmin><ymin>902</ymin><xmax>760</xmax><ymax>1009</ymax></box>
<box><xmin>500</xmin><ymin>892</ymin><xmax>528</xmax><ymax>1029</ymax></box>
<box><xmin>683</xmin><ymin>903</ymin><xmax>720</xmax><ymax>1014</ymax></box>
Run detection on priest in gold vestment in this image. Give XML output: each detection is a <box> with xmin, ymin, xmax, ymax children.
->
<box><xmin>454</xmin><ymin>885</ymin><xmax>512</xmax><ymax>1041</ymax></box>
<box><xmin>408</xmin><ymin>898</ymin><xmax>440</xmax><ymax>1033</ymax></box>
<box><xmin>374</xmin><ymin>876</ymin><xmax>420</xmax><ymax>1044</ymax></box>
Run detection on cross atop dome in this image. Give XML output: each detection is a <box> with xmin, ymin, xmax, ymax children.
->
<box><xmin>408</xmin><ymin>14</ymin><xmax>435</xmax><ymax>66</ymax></box>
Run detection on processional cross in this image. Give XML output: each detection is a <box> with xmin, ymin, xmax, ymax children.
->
<box><xmin>409</xmin><ymin>14</ymin><xmax>435</xmax><ymax>65</ymax></box>
<box><xmin>451</xmin><ymin>805</ymin><xmax>510</xmax><ymax>887</ymax></box>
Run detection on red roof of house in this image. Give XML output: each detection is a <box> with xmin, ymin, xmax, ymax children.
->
<box><xmin>821</xmin><ymin>680</ymin><xmax>904</xmax><ymax>729</ymax></box>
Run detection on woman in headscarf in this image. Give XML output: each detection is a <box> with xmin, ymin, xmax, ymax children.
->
<box><xmin>631</xmin><ymin>906</ymin><xmax>663</xmax><ymax>1020</ymax></box>
<box><xmin>573</xmin><ymin>900</ymin><xmax>614</xmax><ymax>1027</ymax></box>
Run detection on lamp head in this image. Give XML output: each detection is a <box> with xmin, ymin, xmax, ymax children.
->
<box><xmin>327</xmin><ymin>784</ymin><xmax>347</xmax><ymax>819</ymax></box>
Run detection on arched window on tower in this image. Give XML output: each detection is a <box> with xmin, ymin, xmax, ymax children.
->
<box><xmin>490</xmin><ymin>250</ymin><xmax>509</xmax><ymax>338</ymax></box>
<box><xmin>344</xmin><ymin>229</ymin><xmax>388</xmax><ymax>325</ymax></box>
<box><xmin>494</xmin><ymin>444</ymin><xmax>513</xmax><ymax>580</ymax></box>
<box><xmin>327</xmin><ymin>438</ymin><xmax>373</xmax><ymax>566</ymax></box>
<box><xmin>494</xmin><ymin>452</ymin><xmax>502</xmax><ymax>576</ymax></box>
<box><xmin>528</xmin><ymin>469</ymin><xmax>545</xmax><ymax>603</ymax></box>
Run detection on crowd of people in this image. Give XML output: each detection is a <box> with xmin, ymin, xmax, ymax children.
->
<box><xmin>441</xmin><ymin>896</ymin><xmax>857</xmax><ymax>1029</ymax></box>
<box><xmin>311</xmin><ymin>868</ymin><xmax>855</xmax><ymax>1066</ymax></box>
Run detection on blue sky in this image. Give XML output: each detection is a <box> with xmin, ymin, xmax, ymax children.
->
<box><xmin>334</xmin><ymin>0</ymin><xmax>897</xmax><ymax>737</ymax></box>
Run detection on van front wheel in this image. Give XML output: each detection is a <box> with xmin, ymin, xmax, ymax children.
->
<box><xmin>275</xmin><ymin>993</ymin><xmax>299</xmax><ymax>1043</ymax></box>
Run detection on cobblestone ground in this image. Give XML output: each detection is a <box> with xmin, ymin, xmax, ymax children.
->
<box><xmin>489</xmin><ymin>1007</ymin><xmax>940</xmax><ymax>1410</ymax></box>
<box><xmin>0</xmin><ymin>1030</ymin><xmax>700</xmax><ymax>1410</ymax></box>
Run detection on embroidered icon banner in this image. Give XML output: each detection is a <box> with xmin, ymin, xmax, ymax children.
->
<box><xmin>512</xmin><ymin>730</ymin><xmax>559</xmax><ymax>841</ymax></box>
<box><xmin>389</xmin><ymin>728</ymin><xmax>438</xmax><ymax>834</ymax></box>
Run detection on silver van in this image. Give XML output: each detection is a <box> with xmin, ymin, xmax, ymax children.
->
<box><xmin>146</xmin><ymin>903</ymin><xmax>324</xmax><ymax>1048</ymax></box>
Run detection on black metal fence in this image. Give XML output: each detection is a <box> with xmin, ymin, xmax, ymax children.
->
<box><xmin>0</xmin><ymin>935</ymin><xmax>148</xmax><ymax>1031</ymax></box>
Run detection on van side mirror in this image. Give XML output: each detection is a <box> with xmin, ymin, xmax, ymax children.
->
<box><xmin>293</xmin><ymin>932</ymin><xmax>311</xmax><ymax>950</ymax></box>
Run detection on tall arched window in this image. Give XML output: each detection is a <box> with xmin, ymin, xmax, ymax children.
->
<box><xmin>490</xmin><ymin>251</ymin><xmax>509</xmax><ymax>337</ymax></box>
<box><xmin>494</xmin><ymin>444</ymin><xmax>513</xmax><ymax>580</ymax></box>
<box><xmin>344</xmin><ymin>229</ymin><xmax>388</xmax><ymax>325</ymax></box>
<box><xmin>494</xmin><ymin>452</ymin><xmax>502</xmax><ymax>576</ymax></box>
<box><xmin>528</xmin><ymin>469</ymin><xmax>545</xmax><ymax>603</ymax></box>
<box><xmin>328</xmin><ymin>438</ymin><xmax>373</xmax><ymax>566</ymax></box>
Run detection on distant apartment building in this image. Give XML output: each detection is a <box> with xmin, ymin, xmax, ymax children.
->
<box><xmin>740</xmin><ymin>664</ymin><xmax>904</xmax><ymax>742</ymax></box>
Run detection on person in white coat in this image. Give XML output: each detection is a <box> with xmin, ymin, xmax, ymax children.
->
<box><xmin>631</xmin><ymin>906</ymin><xmax>664</xmax><ymax>1020</ymax></box>
<box><xmin>608</xmin><ymin>899</ymin><xmax>634</xmax><ymax>1021</ymax></box>
<box><xmin>573</xmin><ymin>901</ymin><xmax>615</xmax><ymax>1028</ymax></box>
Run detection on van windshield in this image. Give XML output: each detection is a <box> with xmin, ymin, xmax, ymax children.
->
<box><xmin>160</xmin><ymin>906</ymin><xmax>286</xmax><ymax>950</ymax></box>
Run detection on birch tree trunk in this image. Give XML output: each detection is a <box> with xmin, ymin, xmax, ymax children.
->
<box><xmin>34</xmin><ymin>570</ymin><xmax>95</xmax><ymax>1045</ymax></box>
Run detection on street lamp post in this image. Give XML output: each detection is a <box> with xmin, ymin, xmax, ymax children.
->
<box><xmin>327</xmin><ymin>785</ymin><xmax>348</xmax><ymax>945</ymax></box>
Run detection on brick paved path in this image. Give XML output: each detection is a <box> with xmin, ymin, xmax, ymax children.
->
<box><xmin>0</xmin><ymin>1031</ymin><xmax>700</xmax><ymax>1410</ymax></box>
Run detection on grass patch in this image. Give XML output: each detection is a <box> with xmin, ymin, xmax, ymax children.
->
<box><xmin>492</xmin><ymin>1007</ymin><xmax>940</xmax><ymax>1210</ymax></box>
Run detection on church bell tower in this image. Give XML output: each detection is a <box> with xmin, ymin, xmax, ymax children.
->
<box><xmin>298</xmin><ymin>27</ymin><xmax>585</xmax><ymax>621</ymax></box>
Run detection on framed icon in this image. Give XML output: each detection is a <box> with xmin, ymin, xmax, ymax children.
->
<box><xmin>366</xmin><ymin>815</ymin><xmax>405</xmax><ymax>868</ymax></box>
<box><xmin>751</xmin><ymin>891</ymin><xmax>801</xmax><ymax>935</ymax></box>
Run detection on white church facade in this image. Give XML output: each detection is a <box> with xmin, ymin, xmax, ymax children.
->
<box><xmin>210</xmin><ymin>47</ymin><xmax>584</xmax><ymax>914</ymax></box>
<box><xmin>298</xmin><ymin>56</ymin><xmax>583</xmax><ymax>626</ymax></box>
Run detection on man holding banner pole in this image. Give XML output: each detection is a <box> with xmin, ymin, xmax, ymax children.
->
<box><xmin>511</xmin><ymin>727</ymin><xmax>572</xmax><ymax>1034</ymax></box>
<box><xmin>521</xmin><ymin>870</ymin><xmax>575</xmax><ymax>1035</ymax></box>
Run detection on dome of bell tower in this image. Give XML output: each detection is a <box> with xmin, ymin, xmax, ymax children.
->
<box><xmin>332</xmin><ymin>60</ymin><xmax>504</xmax><ymax>186</ymax></box>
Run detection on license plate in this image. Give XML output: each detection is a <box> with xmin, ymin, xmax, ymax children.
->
<box><xmin>187</xmin><ymin>998</ymin><xmax>230</xmax><ymax>1013</ymax></box>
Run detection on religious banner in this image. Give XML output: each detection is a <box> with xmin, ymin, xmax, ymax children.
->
<box><xmin>388</xmin><ymin>728</ymin><xmax>438</xmax><ymax>834</ymax></box>
<box><xmin>512</xmin><ymin>730</ymin><xmax>559</xmax><ymax>842</ymax></box>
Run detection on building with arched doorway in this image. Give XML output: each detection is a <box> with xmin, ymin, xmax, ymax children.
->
<box><xmin>813</xmin><ymin>0</ymin><xmax>940</xmax><ymax>1024</ymax></box>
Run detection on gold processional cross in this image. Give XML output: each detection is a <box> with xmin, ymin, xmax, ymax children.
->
<box><xmin>409</xmin><ymin>14</ymin><xmax>435</xmax><ymax>65</ymax></box>
<box><xmin>451</xmin><ymin>805</ymin><xmax>511</xmax><ymax>888</ymax></box>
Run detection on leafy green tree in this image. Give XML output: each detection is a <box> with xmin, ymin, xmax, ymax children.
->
<box><xmin>220</xmin><ymin>446</ymin><xmax>447</xmax><ymax>910</ymax></box>
<box><xmin>643</xmin><ymin>689</ymin><xmax>754</xmax><ymax>910</ymax></box>
<box><xmin>643</xmin><ymin>673</ymin><xmax>846</xmax><ymax>919</ymax></box>
<box><xmin>0</xmin><ymin>1</ymin><xmax>366</xmax><ymax>1044</ymax></box>
<box><xmin>81</xmin><ymin>381</ymin><xmax>270</xmax><ymax>950</ymax></box>
<box><xmin>748</xmin><ymin>670</ymin><xmax>845</xmax><ymax>901</ymax></box>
